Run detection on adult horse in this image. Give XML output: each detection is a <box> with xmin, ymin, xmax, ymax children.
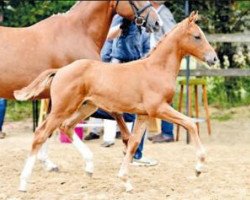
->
<box><xmin>0</xmin><ymin>0</ymin><xmax>160</xmax><ymax>176</ymax></box>
<box><xmin>15</xmin><ymin>12</ymin><xmax>218</xmax><ymax>192</ymax></box>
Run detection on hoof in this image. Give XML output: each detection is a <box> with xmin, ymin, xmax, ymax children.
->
<box><xmin>195</xmin><ymin>170</ymin><xmax>202</xmax><ymax>177</ymax></box>
<box><xmin>18</xmin><ymin>189</ymin><xmax>27</xmax><ymax>193</ymax></box>
<box><xmin>18</xmin><ymin>181</ymin><xmax>27</xmax><ymax>192</ymax></box>
<box><xmin>85</xmin><ymin>171</ymin><xmax>93</xmax><ymax>177</ymax></box>
<box><xmin>48</xmin><ymin>166</ymin><xmax>59</xmax><ymax>172</ymax></box>
<box><xmin>125</xmin><ymin>180</ymin><xmax>133</xmax><ymax>192</ymax></box>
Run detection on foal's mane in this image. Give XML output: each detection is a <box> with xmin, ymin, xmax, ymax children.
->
<box><xmin>145</xmin><ymin>20</ymin><xmax>185</xmax><ymax>58</ymax></box>
<box><xmin>145</xmin><ymin>32</ymin><xmax>169</xmax><ymax>58</ymax></box>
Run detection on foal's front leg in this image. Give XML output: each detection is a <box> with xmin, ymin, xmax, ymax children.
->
<box><xmin>118</xmin><ymin>115</ymin><xmax>149</xmax><ymax>192</ymax></box>
<box><xmin>154</xmin><ymin>103</ymin><xmax>206</xmax><ymax>176</ymax></box>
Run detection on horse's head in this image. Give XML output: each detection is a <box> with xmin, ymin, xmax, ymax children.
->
<box><xmin>114</xmin><ymin>0</ymin><xmax>160</xmax><ymax>33</ymax></box>
<box><xmin>178</xmin><ymin>11</ymin><xmax>218</xmax><ymax>66</ymax></box>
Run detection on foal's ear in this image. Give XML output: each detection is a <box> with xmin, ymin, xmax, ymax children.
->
<box><xmin>189</xmin><ymin>11</ymin><xmax>199</xmax><ymax>23</ymax></box>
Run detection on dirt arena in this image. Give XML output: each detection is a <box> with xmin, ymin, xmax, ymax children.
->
<box><xmin>0</xmin><ymin>106</ymin><xmax>249</xmax><ymax>200</ymax></box>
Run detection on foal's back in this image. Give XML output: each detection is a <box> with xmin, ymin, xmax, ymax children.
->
<box><xmin>50</xmin><ymin>59</ymin><xmax>148</xmax><ymax>114</ymax></box>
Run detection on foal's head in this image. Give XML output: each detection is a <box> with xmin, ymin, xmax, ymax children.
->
<box><xmin>178</xmin><ymin>11</ymin><xmax>218</xmax><ymax>66</ymax></box>
<box><xmin>114</xmin><ymin>0</ymin><xmax>160</xmax><ymax>33</ymax></box>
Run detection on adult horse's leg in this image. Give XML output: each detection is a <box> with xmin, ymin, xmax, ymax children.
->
<box><xmin>118</xmin><ymin>115</ymin><xmax>149</xmax><ymax>192</ymax></box>
<box><xmin>154</xmin><ymin>103</ymin><xmax>206</xmax><ymax>176</ymax></box>
<box><xmin>37</xmin><ymin>139</ymin><xmax>59</xmax><ymax>172</ymax></box>
<box><xmin>60</xmin><ymin>103</ymin><xmax>98</xmax><ymax>176</ymax></box>
<box><xmin>111</xmin><ymin>113</ymin><xmax>130</xmax><ymax>147</ymax></box>
<box><xmin>19</xmin><ymin>113</ymin><xmax>63</xmax><ymax>192</ymax></box>
<box><xmin>36</xmin><ymin>100</ymin><xmax>58</xmax><ymax>172</ymax></box>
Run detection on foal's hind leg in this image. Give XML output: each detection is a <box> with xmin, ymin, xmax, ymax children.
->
<box><xmin>60</xmin><ymin>103</ymin><xmax>98</xmax><ymax>176</ymax></box>
<box><xmin>118</xmin><ymin>115</ymin><xmax>149</xmax><ymax>192</ymax></box>
<box><xmin>19</xmin><ymin>114</ymin><xmax>63</xmax><ymax>192</ymax></box>
<box><xmin>154</xmin><ymin>103</ymin><xmax>206</xmax><ymax>176</ymax></box>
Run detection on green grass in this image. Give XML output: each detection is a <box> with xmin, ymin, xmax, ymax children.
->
<box><xmin>211</xmin><ymin>113</ymin><xmax>232</xmax><ymax>122</ymax></box>
<box><xmin>6</xmin><ymin>100</ymin><xmax>33</xmax><ymax>121</ymax></box>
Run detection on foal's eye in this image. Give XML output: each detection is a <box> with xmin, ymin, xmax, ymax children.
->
<box><xmin>194</xmin><ymin>35</ymin><xmax>201</xmax><ymax>40</ymax></box>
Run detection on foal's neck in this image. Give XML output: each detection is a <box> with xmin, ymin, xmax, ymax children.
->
<box><xmin>148</xmin><ymin>29</ymin><xmax>185</xmax><ymax>79</ymax></box>
<box><xmin>67</xmin><ymin>1</ymin><xmax>114</xmax><ymax>51</ymax></box>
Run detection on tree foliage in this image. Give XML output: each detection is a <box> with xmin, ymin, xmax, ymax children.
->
<box><xmin>0</xmin><ymin>0</ymin><xmax>75</xmax><ymax>27</ymax></box>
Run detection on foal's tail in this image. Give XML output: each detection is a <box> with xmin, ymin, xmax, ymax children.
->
<box><xmin>14</xmin><ymin>69</ymin><xmax>58</xmax><ymax>101</ymax></box>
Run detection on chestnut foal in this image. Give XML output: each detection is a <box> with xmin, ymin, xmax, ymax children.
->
<box><xmin>15</xmin><ymin>12</ymin><xmax>217</xmax><ymax>191</ymax></box>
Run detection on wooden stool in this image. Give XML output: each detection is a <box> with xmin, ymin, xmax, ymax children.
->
<box><xmin>148</xmin><ymin>117</ymin><xmax>161</xmax><ymax>133</ymax></box>
<box><xmin>38</xmin><ymin>100</ymin><xmax>162</xmax><ymax>135</ymax></box>
<box><xmin>38</xmin><ymin>99</ymin><xmax>50</xmax><ymax>125</ymax></box>
<box><xmin>176</xmin><ymin>78</ymin><xmax>211</xmax><ymax>141</ymax></box>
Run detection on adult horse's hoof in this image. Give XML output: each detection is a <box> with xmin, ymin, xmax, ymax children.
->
<box><xmin>195</xmin><ymin>170</ymin><xmax>202</xmax><ymax>177</ymax></box>
<box><xmin>85</xmin><ymin>171</ymin><xmax>93</xmax><ymax>177</ymax></box>
<box><xmin>41</xmin><ymin>159</ymin><xmax>59</xmax><ymax>172</ymax></box>
<box><xmin>125</xmin><ymin>180</ymin><xmax>133</xmax><ymax>192</ymax></box>
<box><xmin>18</xmin><ymin>189</ymin><xmax>27</xmax><ymax>193</ymax></box>
<box><xmin>48</xmin><ymin>166</ymin><xmax>59</xmax><ymax>172</ymax></box>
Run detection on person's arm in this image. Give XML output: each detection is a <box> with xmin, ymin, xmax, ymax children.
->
<box><xmin>101</xmin><ymin>40</ymin><xmax>114</xmax><ymax>62</ymax></box>
<box><xmin>106</xmin><ymin>15</ymin><xmax>124</xmax><ymax>40</ymax></box>
<box><xmin>106</xmin><ymin>25</ymin><xmax>122</xmax><ymax>40</ymax></box>
<box><xmin>142</xmin><ymin>31</ymin><xmax>150</xmax><ymax>56</ymax></box>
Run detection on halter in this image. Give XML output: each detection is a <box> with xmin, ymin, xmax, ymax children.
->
<box><xmin>115</xmin><ymin>0</ymin><xmax>153</xmax><ymax>27</ymax></box>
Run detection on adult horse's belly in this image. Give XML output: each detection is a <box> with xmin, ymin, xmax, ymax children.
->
<box><xmin>0</xmin><ymin>50</ymin><xmax>53</xmax><ymax>99</ymax></box>
<box><xmin>0</xmin><ymin>27</ymin><xmax>51</xmax><ymax>98</ymax></box>
<box><xmin>0</xmin><ymin>65</ymin><xmax>49</xmax><ymax>99</ymax></box>
<box><xmin>0</xmin><ymin>26</ymin><xmax>97</xmax><ymax>99</ymax></box>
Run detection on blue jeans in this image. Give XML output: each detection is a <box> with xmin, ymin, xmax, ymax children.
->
<box><xmin>161</xmin><ymin>120</ymin><xmax>174</xmax><ymax>138</ymax></box>
<box><xmin>91</xmin><ymin>109</ymin><xmax>145</xmax><ymax>159</ymax></box>
<box><xmin>0</xmin><ymin>99</ymin><xmax>7</xmax><ymax>131</ymax></box>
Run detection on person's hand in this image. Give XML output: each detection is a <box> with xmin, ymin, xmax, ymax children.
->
<box><xmin>106</xmin><ymin>25</ymin><xmax>122</xmax><ymax>40</ymax></box>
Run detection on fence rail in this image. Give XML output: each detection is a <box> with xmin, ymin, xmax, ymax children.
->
<box><xmin>180</xmin><ymin>34</ymin><xmax>250</xmax><ymax>77</ymax></box>
<box><xmin>179</xmin><ymin>69</ymin><xmax>250</xmax><ymax>77</ymax></box>
<box><xmin>206</xmin><ymin>33</ymin><xmax>250</xmax><ymax>43</ymax></box>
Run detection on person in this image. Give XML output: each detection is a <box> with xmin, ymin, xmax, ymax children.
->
<box><xmin>84</xmin><ymin>35</ymin><xmax>114</xmax><ymax>141</ymax></box>
<box><xmin>148</xmin><ymin>1</ymin><xmax>176</xmax><ymax>143</ymax></box>
<box><xmin>85</xmin><ymin>14</ymin><xmax>157</xmax><ymax>166</ymax></box>
<box><xmin>85</xmin><ymin>14</ymin><xmax>150</xmax><ymax>144</ymax></box>
<box><xmin>0</xmin><ymin>98</ymin><xmax>7</xmax><ymax>139</ymax></box>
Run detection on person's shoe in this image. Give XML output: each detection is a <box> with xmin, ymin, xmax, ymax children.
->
<box><xmin>84</xmin><ymin>132</ymin><xmax>100</xmax><ymax>140</ymax></box>
<box><xmin>147</xmin><ymin>134</ymin><xmax>155</xmax><ymax>141</ymax></box>
<box><xmin>101</xmin><ymin>141</ymin><xmax>115</xmax><ymax>147</ymax></box>
<box><xmin>150</xmin><ymin>133</ymin><xmax>174</xmax><ymax>143</ymax></box>
<box><xmin>0</xmin><ymin>131</ymin><xmax>6</xmax><ymax>139</ymax></box>
<box><xmin>132</xmin><ymin>156</ymin><xmax>158</xmax><ymax>166</ymax></box>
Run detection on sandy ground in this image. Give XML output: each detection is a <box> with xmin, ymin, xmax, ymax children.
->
<box><xmin>0</xmin><ymin>106</ymin><xmax>250</xmax><ymax>200</ymax></box>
